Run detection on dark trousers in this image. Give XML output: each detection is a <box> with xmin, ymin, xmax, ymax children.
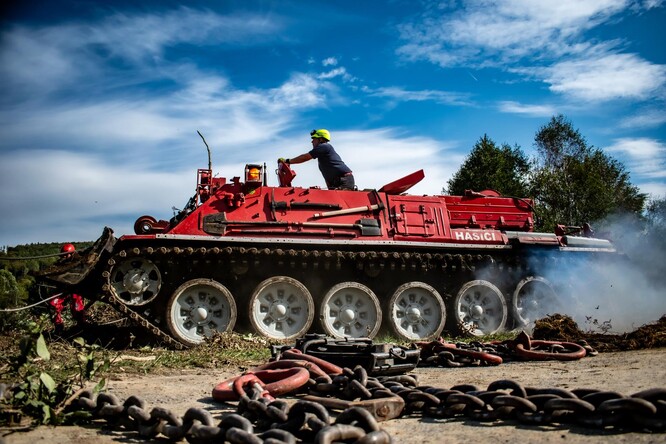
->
<box><xmin>328</xmin><ymin>174</ymin><xmax>356</xmax><ymax>190</ymax></box>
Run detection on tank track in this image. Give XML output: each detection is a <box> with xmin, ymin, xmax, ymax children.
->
<box><xmin>97</xmin><ymin>243</ymin><xmax>552</xmax><ymax>348</ymax></box>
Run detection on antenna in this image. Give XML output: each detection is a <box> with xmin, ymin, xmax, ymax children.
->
<box><xmin>197</xmin><ymin>130</ymin><xmax>212</xmax><ymax>171</ymax></box>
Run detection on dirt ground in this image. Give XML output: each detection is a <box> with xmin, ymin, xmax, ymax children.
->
<box><xmin>2</xmin><ymin>347</ymin><xmax>665</xmax><ymax>444</ymax></box>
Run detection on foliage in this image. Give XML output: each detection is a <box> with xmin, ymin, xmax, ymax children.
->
<box><xmin>1</xmin><ymin>319</ymin><xmax>109</xmax><ymax>426</ymax></box>
<box><xmin>645</xmin><ymin>196</ymin><xmax>666</xmax><ymax>236</ymax></box>
<box><xmin>529</xmin><ymin>115</ymin><xmax>646</xmax><ymax>230</ymax></box>
<box><xmin>446</xmin><ymin>134</ymin><xmax>530</xmax><ymax>197</ymax></box>
<box><xmin>444</xmin><ymin>115</ymin><xmax>647</xmax><ymax>231</ymax></box>
<box><xmin>0</xmin><ymin>269</ymin><xmax>24</xmax><ymax>330</ymax></box>
<box><xmin>0</xmin><ymin>241</ymin><xmax>92</xmax><ymax>333</ymax></box>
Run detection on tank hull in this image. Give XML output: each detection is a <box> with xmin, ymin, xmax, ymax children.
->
<box><xmin>38</xmin><ymin>165</ymin><xmax>617</xmax><ymax>346</ymax></box>
<box><xmin>45</xmin><ymin>227</ymin><xmax>613</xmax><ymax>347</ymax></box>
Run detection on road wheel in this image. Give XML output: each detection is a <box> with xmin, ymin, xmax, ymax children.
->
<box><xmin>453</xmin><ymin>280</ymin><xmax>507</xmax><ymax>336</ymax></box>
<box><xmin>388</xmin><ymin>282</ymin><xmax>446</xmax><ymax>340</ymax></box>
<box><xmin>512</xmin><ymin>276</ymin><xmax>558</xmax><ymax>327</ymax></box>
<box><xmin>166</xmin><ymin>279</ymin><xmax>237</xmax><ymax>346</ymax></box>
<box><xmin>320</xmin><ymin>282</ymin><xmax>381</xmax><ymax>338</ymax></box>
<box><xmin>249</xmin><ymin>276</ymin><xmax>314</xmax><ymax>340</ymax></box>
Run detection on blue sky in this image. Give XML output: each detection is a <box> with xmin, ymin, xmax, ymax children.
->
<box><xmin>1</xmin><ymin>0</ymin><xmax>665</xmax><ymax>247</ymax></box>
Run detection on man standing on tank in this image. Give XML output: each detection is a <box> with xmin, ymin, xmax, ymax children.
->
<box><xmin>280</xmin><ymin>129</ymin><xmax>356</xmax><ymax>190</ymax></box>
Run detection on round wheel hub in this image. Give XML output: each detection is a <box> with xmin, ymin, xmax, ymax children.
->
<box><xmin>406</xmin><ymin>306</ymin><xmax>421</xmax><ymax>323</ymax></box>
<box><xmin>192</xmin><ymin>307</ymin><xmax>208</xmax><ymax>323</ymax></box>
<box><xmin>339</xmin><ymin>307</ymin><xmax>356</xmax><ymax>324</ymax></box>
<box><xmin>123</xmin><ymin>270</ymin><xmax>148</xmax><ymax>294</ymax></box>
<box><xmin>471</xmin><ymin>304</ymin><xmax>484</xmax><ymax>319</ymax></box>
<box><xmin>270</xmin><ymin>303</ymin><xmax>288</xmax><ymax>320</ymax></box>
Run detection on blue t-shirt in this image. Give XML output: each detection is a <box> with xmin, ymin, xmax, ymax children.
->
<box><xmin>309</xmin><ymin>142</ymin><xmax>352</xmax><ymax>185</ymax></box>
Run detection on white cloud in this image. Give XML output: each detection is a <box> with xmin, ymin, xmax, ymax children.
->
<box><xmin>326</xmin><ymin>129</ymin><xmax>459</xmax><ymax>195</ymax></box>
<box><xmin>396</xmin><ymin>0</ymin><xmax>665</xmax><ymax>103</ymax></box>
<box><xmin>638</xmin><ymin>181</ymin><xmax>666</xmax><ymax>197</ymax></box>
<box><xmin>0</xmin><ymin>150</ymin><xmax>194</xmax><ymax>245</ymax></box>
<box><xmin>317</xmin><ymin>67</ymin><xmax>355</xmax><ymax>82</ymax></box>
<box><xmin>396</xmin><ymin>0</ymin><xmax>630</xmax><ymax>67</ymax></box>
<box><xmin>268</xmin><ymin>73</ymin><xmax>327</xmax><ymax>108</ymax></box>
<box><xmin>322</xmin><ymin>57</ymin><xmax>338</xmax><ymax>66</ymax></box>
<box><xmin>0</xmin><ymin>68</ymin><xmax>336</xmax><ymax>162</ymax></box>
<box><xmin>363</xmin><ymin>86</ymin><xmax>472</xmax><ymax>106</ymax></box>
<box><xmin>498</xmin><ymin>101</ymin><xmax>557</xmax><ymax>117</ymax></box>
<box><xmin>604</xmin><ymin>138</ymin><xmax>666</xmax><ymax>181</ymax></box>
<box><xmin>605</xmin><ymin>137</ymin><xmax>664</xmax><ymax>158</ymax></box>
<box><xmin>619</xmin><ymin>108</ymin><xmax>666</xmax><ymax>129</ymax></box>
<box><xmin>0</xmin><ymin>8</ymin><xmax>284</xmax><ymax>97</ymax></box>
<box><xmin>639</xmin><ymin>0</ymin><xmax>664</xmax><ymax>9</ymax></box>
<box><xmin>89</xmin><ymin>8</ymin><xmax>277</xmax><ymax>62</ymax></box>
<box><xmin>0</xmin><ymin>9</ymin><xmax>364</xmax><ymax>246</ymax></box>
<box><xmin>545</xmin><ymin>53</ymin><xmax>666</xmax><ymax>101</ymax></box>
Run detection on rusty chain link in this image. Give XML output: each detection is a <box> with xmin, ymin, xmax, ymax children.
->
<box><xmin>379</xmin><ymin>376</ymin><xmax>666</xmax><ymax>432</ymax></box>
<box><xmin>416</xmin><ymin>332</ymin><xmax>599</xmax><ymax>367</ymax></box>
<box><xmin>63</xmin><ymin>354</ymin><xmax>665</xmax><ymax>443</ymax></box>
<box><xmin>67</xmin><ymin>378</ymin><xmax>392</xmax><ymax>443</ymax></box>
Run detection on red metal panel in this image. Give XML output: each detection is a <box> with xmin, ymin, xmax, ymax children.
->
<box><xmin>387</xmin><ymin>195</ymin><xmax>449</xmax><ymax>240</ymax></box>
<box><xmin>169</xmin><ymin>185</ymin><xmax>388</xmax><ymax>239</ymax></box>
<box><xmin>443</xmin><ymin>195</ymin><xmax>533</xmax><ymax>230</ymax></box>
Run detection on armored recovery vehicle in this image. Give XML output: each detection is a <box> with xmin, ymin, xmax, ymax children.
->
<box><xmin>39</xmin><ymin>149</ymin><xmax>616</xmax><ymax>348</ymax></box>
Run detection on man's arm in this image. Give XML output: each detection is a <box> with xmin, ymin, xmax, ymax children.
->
<box><xmin>286</xmin><ymin>153</ymin><xmax>313</xmax><ymax>164</ymax></box>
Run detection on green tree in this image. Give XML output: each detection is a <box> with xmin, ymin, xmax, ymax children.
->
<box><xmin>0</xmin><ymin>269</ymin><xmax>23</xmax><ymax>330</ymax></box>
<box><xmin>446</xmin><ymin>134</ymin><xmax>530</xmax><ymax>196</ymax></box>
<box><xmin>645</xmin><ymin>196</ymin><xmax>666</xmax><ymax>233</ymax></box>
<box><xmin>530</xmin><ymin>115</ymin><xmax>646</xmax><ymax>230</ymax></box>
<box><xmin>643</xmin><ymin>196</ymin><xmax>666</xmax><ymax>282</ymax></box>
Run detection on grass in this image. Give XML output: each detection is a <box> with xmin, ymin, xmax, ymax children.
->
<box><xmin>0</xmin><ymin>308</ymin><xmax>528</xmax><ymax>391</ymax></box>
<box><xmin>0</xmin><ymin>328</ymin><xmax>272</xmax><ymax>387</ymax></box>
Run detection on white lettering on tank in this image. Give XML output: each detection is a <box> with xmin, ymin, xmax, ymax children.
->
<box><xmin>453</xmin><ymin>231</ymin><xmax>497</xmax><ymax>242</ymax></box>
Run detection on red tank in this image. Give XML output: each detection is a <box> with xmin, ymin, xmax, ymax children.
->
<box><xmin>39</xmin><ymin>158</ymin><xmax>615</xmax><ymax>347</ymax></box>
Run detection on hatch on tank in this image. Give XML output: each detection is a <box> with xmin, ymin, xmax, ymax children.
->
<box><xmin>378</xmin><ymin>169</ymin><xmax>425</xmax><ymax>195</ymax></box>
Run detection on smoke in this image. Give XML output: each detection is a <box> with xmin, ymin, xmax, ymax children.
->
<box><xmin>523</xmin><ymin>212</ymin><xmax>666</xmax><ymax>334</ymax></box>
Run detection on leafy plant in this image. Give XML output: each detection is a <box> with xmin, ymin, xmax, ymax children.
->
<box><xmin>1</xmin><ymin>320</ymin><xmax>110</xmax><ymax>426</ymax></box>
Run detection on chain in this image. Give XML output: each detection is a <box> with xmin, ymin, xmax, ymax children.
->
<box><xmin>416</xmin><ymin>335</ymin><xmax>599</xmax><ymax>367</ymax></box>
<box><xmin>381</xmin><ymin>376</ymin><xmax>666</xmax><ymax>431</ymax></box>
<box><xmin>67</xmin><ymin>384</ymin><xmax>391</xmax><ymax>443</ymax></box>
<box><xmin>64</xmin><ymin>360</ymin><xmax>665</xmax><ymax>443</ymax></box>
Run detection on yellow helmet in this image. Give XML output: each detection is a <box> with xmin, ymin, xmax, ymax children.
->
<box><xmin>310</xmin><ymin>129</ymin><xmax>331</xmax><ymax>141</ymax></box>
